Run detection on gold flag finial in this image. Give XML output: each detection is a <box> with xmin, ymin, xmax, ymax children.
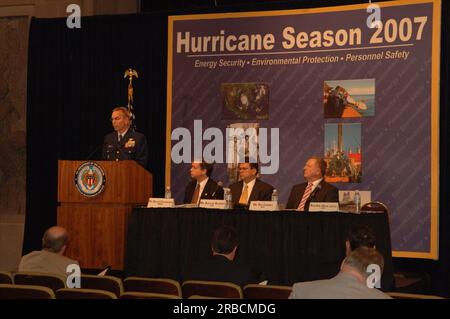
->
<box><xmin>123</xmin><ymin>68</ymin><xmax>138</xmax><ymax>111</ymax></box>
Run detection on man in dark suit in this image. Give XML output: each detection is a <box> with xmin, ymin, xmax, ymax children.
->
<box><xmin>102</xmin><ymin>106</ymin><xmax>149</xmax><ymax>168</ymax></box>
<box><xmin>183</xmin><ymin>161</ymin><xmax>224</xmax><ymax>204</ymax></box>
<box><xmin>286</xmin><ymin>156</ymin><xmax>338</xmax><ymax>210</ymax></box>
<box><xmin>229</xmin><ymin>160</ymin><xmax>274</xmax><ymax>208</ymax></box>
<box><xmin>186</xmin><ymin>226</ymin><xmax>258</xmax><ymax>287</ymax></box>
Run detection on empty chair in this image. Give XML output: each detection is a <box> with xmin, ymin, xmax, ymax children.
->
<box><xmin>387</xmin><ymin>292</ymin><xmax>445</xmax><ymax>299</ymax></box>
<box><xmin>120</xmin><ymin>292</ymin><xmax>181</xmax><ymax>299</ymax></box>
<box><xmin>0</xmin><ymin>284</ymin><xmax>55</xmax><ymax>299</ymax></box>
<box><xmin>56</xmin><ymin>288</ymin><xmax>117</xmax><ymax>299</ymax></box>
<box><xmin>361</xmin><ymin>201</ymin><xmax>388</xmax><ymax>214</ymax></box>
<box><xmin>14</xmin><ymin>272</ymin><xmax>66</xmax><ymax>292</ymax></box>
<box><xmin>123</xmin><ymin>277</ymin><xmax>181</xmax><ymax>297</ymax></box>
<box><xmin>0</xmin><ymin>271</ymin><xmax>13</xmax><ymax>284</ymax></box>
<box><xmin>243</xmin><ymin>284</ymin><xmax>292</xmax><ymax>299</ymax></box>
<box><xmin>182</xmin><ymin>280</ymin><xmax>243</xmax><ymax>299</ymax></box>
<box><xmin>80</xmin><ymin>274</ymin><xmax>123</xmax><ymax>297</ymax></box>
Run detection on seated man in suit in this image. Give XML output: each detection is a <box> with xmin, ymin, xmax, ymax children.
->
<box><xmin>286</xmin><ymin>156</ymin><xmax>339</xmax><ymax>210</ymax></box>
<box><xmin>229</xmin><ymin>158</ymin><xmax>274</xmax><ymax>208</ymax></box>
<box><xmin>183</xmin><ymin>161</ymin><xmax>224</xmax><ymax>204</ymax></box>
<box><xmin>186</xmin><ymin>225</ymin><xmax>259</xmax><ymax>287</ymax></box>
<box><xmin>289</xmin><ymin>247</ymin><xmax>391</xmax><ymax>299</ymax></box>
<box><xmin>102</xmin><ymin>106</ymin><xmax>149</xmax><ymax>168</ymax></box>
<box><xmin>19</xmin><ymin>226</ymin><xmax>79</xmax><ymax>278</ymax></box>
<box><xmin>346</xmin><ymin>224</ymin><xmax>376</xmax><ymax>256</ymax></box>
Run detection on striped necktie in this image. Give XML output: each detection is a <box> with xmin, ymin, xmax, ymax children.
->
<box><xmin>298</xmin><ymin>183</ymin><xmax>314</xmax><ymax>211</ymax></box>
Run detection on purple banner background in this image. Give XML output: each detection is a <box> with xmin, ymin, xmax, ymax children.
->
<box><xmin>169</xmin><ymin>3</ymin><xmax>436</xmax><ymax>254</ymax></box>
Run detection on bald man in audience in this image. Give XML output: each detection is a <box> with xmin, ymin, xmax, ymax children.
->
<box><xmin>289</xmin><ymin>247</ymin><xmax>391</xmax><ymax>299</ymax></box>
<box><xmin>19</xmin><ymin>226</ymin><xmax>79</xmax><ymax>278</ymax></box>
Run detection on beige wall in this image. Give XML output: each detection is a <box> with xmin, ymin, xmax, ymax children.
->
<box><xmin>0</xmin><ymin>0</ymin><xmax>138</xmax><ymax>18</ymax></box>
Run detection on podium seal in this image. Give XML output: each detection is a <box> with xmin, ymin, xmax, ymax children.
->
<box><xmin>74</xmin><ymin>161</ymin><xmax>106</xmax><ymax>197</ymax></box>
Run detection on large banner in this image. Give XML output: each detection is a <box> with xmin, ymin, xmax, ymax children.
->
<box><xmin>167</xmin><ymin>0</ymin><xmax>440</xmax><ymax>258</ymax></box>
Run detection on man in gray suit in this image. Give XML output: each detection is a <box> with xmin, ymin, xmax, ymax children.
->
<box><xmin>289</xmin><ymin>247</ymin><xmax>391</xmax><ymax>299</ymax></box>
<box><xmin>19</xmin><ymin>226</ymin><xmax>79</xmax><ymax>278</ymax></box>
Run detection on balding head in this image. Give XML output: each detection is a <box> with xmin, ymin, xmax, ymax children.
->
<box><xmin>341</xmin><ymin>247</ymin><xmax>384</xmax><ymax>284</ymax></box>
<box><xmin>42</xmin><ymin>226</ymin><xmax>69</xmax><ymax>255</ymax></box>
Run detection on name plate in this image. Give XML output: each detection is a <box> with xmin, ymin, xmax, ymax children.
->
<box><xmin>309</xmin><ymin>202</ymin><xmax>339</xmax><ymax>212</ymax></box>
<box><xmin>147</xmin><ymin>198</ymin><xmax>175</xmax><ymax>208</ymax></box>
<box><xmin>199</xmin><ymin>199</ymin><xmax>227</xmax><ymax>209</ymax></box>
<box><xmin>249</xmin><ymin>201</ymin><xmax>278</xmax><ymax>211</ymax></box>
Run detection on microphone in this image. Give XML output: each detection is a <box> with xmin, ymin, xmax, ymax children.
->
<box><xmin>85</xmin><ymin>141</ymin><xmax>106</xmax><ymax>160</ymax></box>
<box><xmin>212</xmin><ymin>181</ymin><xmax>223</xmax><ymax>198</ymax></box>
<box><xmin>309</xmin><ymin>183</ymin><xmax>322</xmax><ymax>201</ymax></box>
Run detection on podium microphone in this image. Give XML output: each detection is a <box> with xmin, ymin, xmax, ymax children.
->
<box><xmin>85</xmin><ymin>141</ymin><xmax>106</xmax><ymax>160</ymax></box>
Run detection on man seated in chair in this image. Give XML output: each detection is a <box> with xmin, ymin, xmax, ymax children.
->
<box><xmin>19</xmin><ymin>226</ymin><xmax>79</xmax><ymax>278</ymax></box>
<box><xmin>183</xmin><ymin>161</ymin><xmax>224</xmax><ymax>204</ymax></box>
<box><xmin>185</xmin><ymin>226</ymin><xmax>259</xmax><ymax>287</ymax></box>
<box><xmin>229</xmin><ymin>158</ymin><xmax>274</xmax><ymax>208</ymax></box>
<box><xmin>289</xmin><ymin>247</ymin><xmax>391</xmax><ymax>299</ymax></box>
<box><xmin>286</xmin><ymin>156</ymin><xmax>339</xmax><ymax>211</ymax></box>
<box><xmin>346</xmin><ymin>224</ymin><xmax>376</xmax><ymax>256</ymax></box>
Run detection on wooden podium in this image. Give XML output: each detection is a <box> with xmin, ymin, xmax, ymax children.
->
<box><xmin>57</xmin><ymin>160</ymin><xmax>152</xmax><ymax>270</ymax></box>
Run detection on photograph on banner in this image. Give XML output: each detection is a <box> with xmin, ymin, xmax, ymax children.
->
<box><xmin>227</xmin><ymin>122</ymin><xmax>259</xmax><ymax>184</ymax></box>
<box><xmin>324</xmin><ymin>123</ymin><xmax>362</xmax><ymax>183</ymax></box>
<box><xmin>339</xmin><ymin>190</ymin><xmax>371</xmax><ymax>213</ymax></box>
<box><xmin>222</xmin><ymin>83</ymin><xmax>269</xmax><ymax>120</ymax></box>
<box><xmin>324</xmin><ymin>79</ymin><xmax>375</xmax><ymax>118</ymax></box>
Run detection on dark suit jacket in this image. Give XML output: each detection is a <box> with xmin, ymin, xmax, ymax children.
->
<box><xmin>229</xmin><ymin>178</ymin><xmax>274</xmax><ymax>207</ymax></box>
<box><xmin>186</xmin><ymin>255</ymin><xmax>259</xmax><ymax>288</ymax></box>
<box><xmin>286</xmin><ymin>179</ymin><xmax>339</xmax><ymax>210</ymax></box>
<box><xmin>102</xmin><ymin>129</ymin><xmax>149</xmax><ymax>168</ymax></box>
<box><xmin>183</xmin><ymin>178</ymin><xmax>224</xmax><ymax>204</ymax></box>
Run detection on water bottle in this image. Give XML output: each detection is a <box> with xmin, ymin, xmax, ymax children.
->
<box><xmin>271</xmin><ymin>189</ymin><xmax>279</xmax><ymax>210</ymax></box>
<box><xmin>165</xmin><ymin>186</ymin><xmax>172</xmax><ymax>199</ymax></box>
<box><xmin>223</xmin><ymin>188</ymin><xmax>232</xmax><ymax>209</ymax></box>
<box><xmin>354</xmin><ymin>190</ymin><xmax>361</xmax><ymax>214</ymax></box>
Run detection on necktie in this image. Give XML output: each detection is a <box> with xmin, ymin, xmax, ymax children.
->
<box><xmin>118</xmin><ymin>134</ymin><xmax>122</xmax><ymax>142</ymax></box>
<box><xmin>298</xmin><ymin>183</ymin><xmax>314</xmax><ymax>211</ymax></box>
<box><xmin>239</xmin><ymin>184</ymin><xmax>249</xmax><ymax>205</ymax></box>
<box><xmin>191</xmin><ymin>183</ymin><xmax>200</xmax><ymax>204</ymax></box>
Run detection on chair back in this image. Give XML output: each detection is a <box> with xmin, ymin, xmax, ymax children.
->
<box><xmin>120</xmin><ymin>292</ymin><xmax>181</xmax><ymax>299</ymax></box>
<box><xmin>80</xmin><ymin>274</ymin><xmax>123</xmax><ymax>297</ymax></box>
<box><xmin>14</xmin><ymin>272</ymin><xmax>66</xmax><ymax>292</ymax></box>
<box><xmin>387</xmin><ymin>292</ymin><xmax>445</xmax><ymax>299</ymax></box>
<box><xmin>0</xmin><ymin>271</ymin><xmax>13</xmax><ymax>284</ymax></box>
<box><xmin>361</xmin><ymin>201</ymin><xmax>388</xmax><ymax>214</ymax></box>
<box><xmin>243</xmin><ymin>284</ymin><xmax>292</xmax><ymax>299</ymax></box>
<box><xmin>123</xmin><ymin>277</ymin><xmax>181</xmax><ymax>297</ymax></box>
<box><xmin>56</xmin><ymin>288</ymin><xmax>117</xmax><ymax>299</ymax></box>
<box><xmin>182</xmin><ymin>280</ymin><xmax>243</xmax><ymax>299</ymax></box>
<box><xmin>0</xmin><ymin>284</ymin><xmax>55</xmax><ymax>299</ymax></box>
